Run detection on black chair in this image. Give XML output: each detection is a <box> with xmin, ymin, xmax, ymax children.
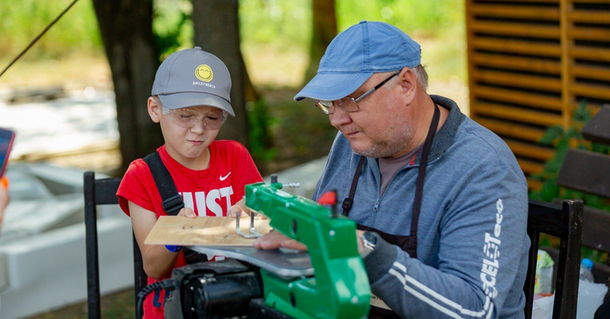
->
<box><xmin>524</xmin><ymin>199</ymin><xmax>584</xmax><ymax>319</ymax></box>
<box><xmin>84</xmin><ymin>171</ymin><xmax>147</xmax><ymax>319</ymax></box>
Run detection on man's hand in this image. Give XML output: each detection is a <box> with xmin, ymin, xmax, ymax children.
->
<box><xmin>253</xmin><ymin>230</ymin><xmax>307</xmax><ymax>251</ymax></box>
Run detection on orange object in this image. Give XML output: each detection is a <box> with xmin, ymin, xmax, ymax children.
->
<box><xmin>1</xmin><ymin>177</ymin><xmax>8</xmax><ymax>189</ymax></box>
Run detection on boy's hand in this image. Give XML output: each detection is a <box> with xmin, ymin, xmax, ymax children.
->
<box><xmin>228</xmin><ymin>205</ymin><xmax>248</xmax><ymax>218</ymax></box>
<box><xmin>177</xmin><ymin>207</ymin><xmax>196</xmax><ymax>218</ymax></box>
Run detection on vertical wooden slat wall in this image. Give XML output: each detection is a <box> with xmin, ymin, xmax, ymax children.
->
<box><xmin>466</xmin><ymin>0</ymin><xmax>610</xmax><ymax>190</ymax></box>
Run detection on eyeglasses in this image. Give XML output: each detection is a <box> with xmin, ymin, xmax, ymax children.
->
<box><xmin>315</xmin><ymin>71</ymin><xmax>400</xmax><ymax>115</ymax></box>
<box><xmin>163</xmin><ymin>107</ymin><xmax>227</xmax><ymax>130</ymax></box>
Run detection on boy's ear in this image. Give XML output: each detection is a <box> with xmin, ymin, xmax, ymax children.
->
<box><xmin>148</xmin><ymin>97</ymin><xmax>161</xmax><ymax>123</ymax></box>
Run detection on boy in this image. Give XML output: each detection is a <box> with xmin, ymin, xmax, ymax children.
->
<box><xmin>117</xmin><ymin>47</ymin><xmax>263</xmax><ymax>319</ymax></box>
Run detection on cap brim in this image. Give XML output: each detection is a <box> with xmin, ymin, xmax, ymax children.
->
<box><xmin>294</xmin><ymin>72</ymin><xmax>373</xmax><ymax>101</ymax></box>
<box><xmin>158</xmin><ymin>92</ymin><xmax>235</xmax><ymax>117</ymax></box>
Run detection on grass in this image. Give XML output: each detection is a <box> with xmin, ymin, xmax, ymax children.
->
<box><xmin>29</xmin><ymin>289</ymin><xmax>134</xmax><ymax>319</ymax></box>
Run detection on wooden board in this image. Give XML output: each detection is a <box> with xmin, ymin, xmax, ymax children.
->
<box><xmin>145</xmin><ymin>216</ymin><xmax>272</xmax><ymax>246</ymax></box>
<box><xmin>582</xmin><ymin>105</ymin><xmax>610</xmax><ymax>145</ymax></box>
<box><xmin>557</xmin><ymin>149</ymin><xmax>610</xmax><ymax>198</ymax></box>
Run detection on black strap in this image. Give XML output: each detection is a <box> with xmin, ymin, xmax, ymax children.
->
<box><xmin>342</xmin><ymin>155</ymin><xmax>366</xmax><ymax>216</ymax></box>
<box><xmin>409</xmin><ymin>104</ymin><xmax>440</xmax><ymax>246</ymax></box>
<box><xmin>143</xmin><ymin>152</ymin><xmax>184</xmax><ymax>216</ymax></box>
<box><xmin>342</xmin><ymin>103</ymin><xmax>441</xmax><ymax>241</ymax></box>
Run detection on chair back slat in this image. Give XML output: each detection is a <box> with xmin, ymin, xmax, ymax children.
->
<box><xmin>524</xmin><ymin>199</ymin><xmax>583</xmax><ymax>319</ymax></box>
<box><xmin>84</xmin><ymin>171</ymin><xmax>146</xmax><ymax>319</ymax></box>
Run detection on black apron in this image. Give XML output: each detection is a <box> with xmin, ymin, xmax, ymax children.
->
<box><xmin>342</xmin><ymin>105</ymin><xmax>440</xmax><ymax>319</ymax></box>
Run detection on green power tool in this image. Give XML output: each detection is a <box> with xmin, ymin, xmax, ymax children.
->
<box><xmin>244</xmin><ymin>178</ymin><xmax>371</xmax><ymax>319</ymax></box>
<box><xmin>163</xmin><ymin>176</ymin><xmax>371</xmax><ymax>319</ymax></box>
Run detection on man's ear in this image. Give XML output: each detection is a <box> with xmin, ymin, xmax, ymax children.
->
<box><xmin>398</xmin><ymin>67</ymin><xmax>418</xmax><ymax>105</ymax></box>
<box><xmin>148</xmin><ymin>97</ymin><xmax>161</xmax><ymax>123</ymax></box>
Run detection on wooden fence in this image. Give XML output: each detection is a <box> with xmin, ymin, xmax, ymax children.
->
<box><xmin>465</xmin><ymin>0</ymin><xmax>610</xmax><ymax>189</ymax></box>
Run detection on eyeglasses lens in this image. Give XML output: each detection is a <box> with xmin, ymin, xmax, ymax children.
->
<box><xmin>168</xmin><ymin>109</ymin><xmax>225</xmax><ymax>129</ymax></box>
<box><xmin>315</xmin><ymin>98</ymin><xmax>358</xmax><ymax>115</ymax></box>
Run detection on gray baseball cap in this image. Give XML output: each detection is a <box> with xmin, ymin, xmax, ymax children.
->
<box><xmin>152</xmin><ymin>46</ymin><xmax>235</xmax><ymax>116</ymax></box>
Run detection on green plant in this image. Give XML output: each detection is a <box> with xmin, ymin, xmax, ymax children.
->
<box><xmin>153</xmin><ymin>0</ymin><xmax>193</xmax><ymax>60</ymax></box>
<box><xmin>248</xmin><ymin>99</ymin><xmax>278</xmax><ymax>162</ymax></box>
<box><xmin>529</xmin><ymin>101</ymin><xmax>610</xmax><ymax>262</ymax></box>
<box><xmin>0</xmin><ymin>0</ymin><xmax>102</xmax><ymax>59</ymax></box>
<box><xmin>530</xmin><ymin>101</ymin><xmax>610</xmax><ymax>207</ymax></box>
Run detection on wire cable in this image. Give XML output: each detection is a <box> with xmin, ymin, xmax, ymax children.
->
<box><xmin>136</xmin><ymin>279</ymin><xmax>178</xmax><ymax>319</ymax></box>
<box><xmin>0</xmin><ymin>0</ymin><xmax>80</xmax><ymax>78</ymax></box>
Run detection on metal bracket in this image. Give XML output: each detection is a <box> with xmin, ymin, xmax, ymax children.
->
<box><xmin>236</xmin><ymin>211</ymin><xmax>263</xmax><ymax>238</ymax></box>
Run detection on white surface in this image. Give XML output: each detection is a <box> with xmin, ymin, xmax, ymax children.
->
<box><xmin>0</xmin><ymin>217</ymin><xmax>134</xmax><ymax>319</ymax></box>
<box><xmin>532</xmin><ymin>279</ymin><xmax>608</xmax><ymax>319</ymax></box>
<box><xmin>0</xmin><ymin>89</ymin><xmax>118</xmax><ymax>159</ymax></box>
<box><xmin>0</xmin><ymin>161</ymin><xmax>134</xmax><ymax>319</ymax></box>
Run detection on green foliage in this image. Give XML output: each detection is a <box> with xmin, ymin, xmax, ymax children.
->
<box><xmin>0</xmin><ymin>0</ymin><xmax>101</xmax><ymax>59</ymax></box>
<box><xmin>530</xmin><ymin>101</ymin><xmax>610</xmax><ymax>263</ymax></box>
<box><xmin>237</xmin><ymin>0</ymin><xmax>465</xmax><ymax>55</ymax></box>
<box><xmin>153</xmin><ymin>0</ymin><xmax>194</xmax><ymax>60</ymax></box>
<box><xmin>247</xmin><ymin>99</ymin><xmax>278</xmax><ymax>162</ymax></box>
<box><xmin>530</xmin><ymin>101</ymin><xmax>610</xmax><ymax>208</ymax></box>
<box><xmin>336</xmin><ymin>0</ymin><xmax>463</xmax><ymax>36</ymax></box>
<box><xmin>3</xmin><ymin>0</ymin><xmax>466</xmax><ymax>83</ymax></box>
<box><xmin>239</xmin><ymin>0</ymin><xmax>311</xmax><ymax>55</ymax></box>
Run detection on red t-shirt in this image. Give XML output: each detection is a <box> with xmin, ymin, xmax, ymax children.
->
<box><xmin>117</xmin><ymin>140</ymin><xmax>263</xmax><ymax>319</ymax></box>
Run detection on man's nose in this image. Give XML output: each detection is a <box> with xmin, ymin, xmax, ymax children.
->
<box><xmin>329</xmin><ymin>106</ymin><xmax>352</xmax><ymax>128</ymax></box>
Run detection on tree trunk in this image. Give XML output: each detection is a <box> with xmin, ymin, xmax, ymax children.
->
<box><xmin>191</xmin><ymin>0</ymin><xmax>250</xmax><ymax>146</ymax></box>
<box><xmin>304</xmin><ymin>0</ymin><xmax>337</xmax><ymax>84</ymax></box>
<box><xmin>91</xmin><ymin>0</ymin><xmax>160</xmax><ymax>174</ymax></box>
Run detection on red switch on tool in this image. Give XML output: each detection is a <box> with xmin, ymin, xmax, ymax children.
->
<box><xmin>318</xmin><ymin>190</ymin><xmax>339</xmax><ymax>217</ymax></box>
<box><xmin>318</xmin><ymin>190</ymin><xmax>337</xmax><ymax>205</ymax></box>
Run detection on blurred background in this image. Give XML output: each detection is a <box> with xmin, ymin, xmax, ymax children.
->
<box><xmin>2</xmin><ymin>0</ymin><xmax>610</xmax><ymax>318</ymax></box>
<box><xmin>0</xmin><ymin>1</ymin><xmax>467</xmax><ymax>317</ymax></box>
<box><xmin>0</xmin><ymin>0</ymin><xmax>467</xmax><ymax>177</ymax></box>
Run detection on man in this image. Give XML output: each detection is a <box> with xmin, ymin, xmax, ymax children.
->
<box><xmin>255</xmin><ymin>21</ymin><xmax>529</xmax><ymax>318</ymax></box>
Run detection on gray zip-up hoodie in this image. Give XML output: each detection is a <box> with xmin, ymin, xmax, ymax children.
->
<box><xmin>312</xmin><ymin>95</ymin><xmax>530</xmax><ymax>319</ymax></box>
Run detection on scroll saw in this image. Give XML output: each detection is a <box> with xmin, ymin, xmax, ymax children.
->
<box><xmin>160</xmin><ymin>175</ymin><xmax>371</xmax><ymax>319</ymax></box>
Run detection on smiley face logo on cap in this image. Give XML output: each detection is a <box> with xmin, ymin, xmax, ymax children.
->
<box><xmin>195</xmin><ymin>64</ymin><xmax>213</xmax><ymax>82</ymax></box>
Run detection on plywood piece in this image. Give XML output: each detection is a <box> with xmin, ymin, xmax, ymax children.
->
<box><xmin>145</xmin><ymin>216</ymin><xmax>272</xmax><ymax>246</ymax></box>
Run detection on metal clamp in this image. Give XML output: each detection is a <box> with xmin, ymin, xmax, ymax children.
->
<box><xmin>236</xmin><ymin>211</ymin><xmax>263</xmax><ymax>238</ymax></box>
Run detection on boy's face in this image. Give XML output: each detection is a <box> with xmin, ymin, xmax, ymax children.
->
<box><xmin>148</xmin><ymin>97</ymin><xmax>224</xmax><ymax>167</ymax></box>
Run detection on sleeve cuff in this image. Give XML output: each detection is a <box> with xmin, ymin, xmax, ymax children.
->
<box><xmin>362</xmin><ymin>232</ymin><xmax>397</xmax><ymax>284</ymax></box>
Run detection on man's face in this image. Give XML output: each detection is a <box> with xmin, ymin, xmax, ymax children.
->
<box><xmin>328</xmin><ymin>72</ymin><xmax>416</xmax><ymax>158</ymax></box>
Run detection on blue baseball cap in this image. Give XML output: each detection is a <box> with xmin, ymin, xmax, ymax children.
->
<box><xmin>295</xmin><ymin>21</ymin><xmax>421</xmax><ymax>102</ymax></box>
